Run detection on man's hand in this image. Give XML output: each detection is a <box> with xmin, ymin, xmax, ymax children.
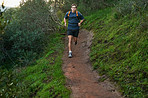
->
<box><xmin>78</xmin><ymin>23</ymin><xmax>81</xmax><ymax>26</ymax></box>
<box><xmin>78</xmin><ymin>19</ymin><xmax>84</xmax><ymax>27</ymax></box>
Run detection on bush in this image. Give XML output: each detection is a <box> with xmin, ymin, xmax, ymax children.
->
<box><xmin>138</xmin><ymin>14</ymin><xmax>148</xmax><ymax>32</ymax></box>
<box><xmin>77</xmin><ymin>0</ymin><xmax>105</xmax><ymax>15</ymax></box>
<box><xmin>1</xmin><ymin>0</ymin><xmax>56</xmax><ymax>66</ymax></box>
<box><xmin>56</xmin><ymin>10</ymin><xmax>65</xmax><ymax>21</ymax></box>
<box><xmin>114</xmin><ymin>0</ymin><xmax>148</xmax><ymax>18</ymax></box>
<box><xmin>83</xmin><ymin>8</ymin><xmax>148</xmax><ymax>97</ymax></box>
<box><xmin>61</xmin><ymin>0</ymin><xmax>109</xmax><ymax>15</ymax></box>
<box><xmin>0</xmin><ymin>68</ymin><xmax>27</xmax><ymax>97</ymax></box>
<box><xmin>7</xmin><ymin>29</ymin><xmax>46</xmax><ymax>65</ymax></box>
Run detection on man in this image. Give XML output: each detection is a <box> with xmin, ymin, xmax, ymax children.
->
<box><xmin>64</xmin><ymin>4</ymin><xmax>84</xmax><ymax>58</ymax></box>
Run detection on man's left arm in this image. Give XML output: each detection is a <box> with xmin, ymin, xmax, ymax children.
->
<box><xmin>78</xmin><ymin>19</ymin><xmax>84</xmax><ymax>26</ymax></box>
<box><xmin>78</xmin><ymin>12</ymin><xmax>84</xmax><ymax>26</ymax></box>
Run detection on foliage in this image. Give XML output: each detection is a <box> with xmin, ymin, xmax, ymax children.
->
<box><xmin>0</xmin><ymin>32</ymin><xmax>70</xmax><ymax>97</ymax></box>
<box><xmin>77</xmin><ymin>0</ymin><xmax>105</xmax><ymax>15</ymax></box>
<box><xmin>60</xmin><ymin>0</ymin><xmax>79</xmax><ymax>12</ymax></box>
<box><xmin>57</xmin><ymin>10</ymin><xmax>65</xmax><ymax>21</ymax></box>
<box><xmin>1</xmin><ymin>0</ymin><xmax>57</xmax><ymax>66</ymax></box>
<box><xmin>61</xmin><ymin>0</ymin><xmax>148</xmax><ymax>16</ymax></box>
<box><xmin>61</xmin><ymin>0</ymin><xmax>118</xmax><ymax>15</ymax></box>
<box><xmin>114</xmin><ymin>0</ymin><xmax>148</xmax><ymax>18</ymax></box>
<box><xmin>0</xmin><ymin>3</ymin><xmax>7</xmax><ymax>65</ymax></box>
<box><xmin>82</xmin><ymin>7</ymin><xmax>148</xmax><ymax>97</ymax></box>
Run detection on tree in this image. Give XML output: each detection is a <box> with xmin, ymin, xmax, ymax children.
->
<box><xmin>0</xmin><ymin>0</ymin><xmax>58</xmax><ymax>66</ymax></box>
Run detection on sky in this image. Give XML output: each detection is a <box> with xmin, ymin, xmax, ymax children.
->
<box><xmin>0</xmin><ymin>0</ymin><xmax>22</xmax><ymax>7</ymax></box>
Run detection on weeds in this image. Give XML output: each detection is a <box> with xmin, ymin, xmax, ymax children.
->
<box><xmin>83</xmin><ymin>7</ymin><xmax>148</xmax><ymax>97</ymax></box>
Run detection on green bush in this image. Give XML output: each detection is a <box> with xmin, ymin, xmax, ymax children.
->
<box><xmin>0</xmin><ymin>32</ymin><xmax>70</xmax><ymax>98</ymax></box>
<box><xmin>83</xmin><ymin>8</ymin><xmax>148</xmax><ymax>97</ymax></box>
<box><xmin>1</xmin><ymin>0</ymin><xmax>56</xmax><ymax>66</ymax></box>
<box><xmin>0</xmin><ymin>68</ymin><xmax>27</xmax><ymax>97</ymax></box>
<box><xmin>114</xmin><ymin>0</ymin><xmax>148</xmax><ymax>18</ymax></box>
<box><xmin>77</xmin><ymin>0</ymin><xmax>105</xmax><ymax>15</ymax></box>
<box><xmin>61</xmin><ymin>0</ymin><xmax>115</xmax><ymax>15</ymax></box>
<box><xmin>0</xmin><ymin>4</ymin><xmax>7</xmax><ymax>65</ymax></box>
<box><xmin>7</xmin><ymin>29</ymin><xmax>46</xmax><ymax>65</ymax></box>
<box><xmin>57</xmin><ymin>10</ymin><xmax>65</xmax><ymax>21</ymax></box>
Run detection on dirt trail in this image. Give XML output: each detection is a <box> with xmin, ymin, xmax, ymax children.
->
<box><xmin>62</xmin><ymin>29</ymin><xmax>122</xmax><ymax>98</ymax></box>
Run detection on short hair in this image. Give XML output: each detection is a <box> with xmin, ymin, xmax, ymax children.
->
<box><xmin>71</xmin><ymin>4</ymin><xmax>77</xmax><ymax>8</ymax></box>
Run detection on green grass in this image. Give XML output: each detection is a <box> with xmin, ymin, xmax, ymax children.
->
<box><xmin>0</xmin><ymin>31</ymin><xmax>71</xmax><ymax>97</ymax></box>
<box><xmin>83</xmin><ymin>8</ymin><xmax>148</xmax><ymax>97</ymax></box>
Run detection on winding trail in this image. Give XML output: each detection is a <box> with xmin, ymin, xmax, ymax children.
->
<box><xmin>62</xmin><ymin>29</ymin><xmax>122</xmax><ymax>98</ymax></box>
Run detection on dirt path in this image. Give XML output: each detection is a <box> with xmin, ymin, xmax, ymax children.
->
<box><xmin>62</xmin><ymin>29</ymin><xmax>122</xmax><ymax>98</ymax></box>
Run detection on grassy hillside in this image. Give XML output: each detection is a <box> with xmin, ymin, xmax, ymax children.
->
<box><xmin>83</xmin><ymin>8</ymin><xmax>148</xmax><ymax>97</ymax></box>
<box><xmin>0</xmin><ymin>31</ymin><xmax>70</xmax><ymax>97</ymax></box>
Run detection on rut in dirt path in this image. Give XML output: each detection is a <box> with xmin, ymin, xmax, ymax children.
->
<box><xmin>62</xmin><ymin>29</ymin><xmax>122</xmax><ymax>98</ymax></box>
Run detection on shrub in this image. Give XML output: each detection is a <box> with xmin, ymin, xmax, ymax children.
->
<box><xmin>114</xmin><ymin>0</ymin><xmax>148</xmax><ymax>18</ymax></box>
<box><xmin>56</xmin><ymin>10</ymin><xmax>65</xmax><ymax>21</ymax></box>
<box><xmin>1</xmin><ymin>0</ymin><xmax>56</xmax><ymax>66</ymax></box>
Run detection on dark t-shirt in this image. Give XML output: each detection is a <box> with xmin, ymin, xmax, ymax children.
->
<box><xmin>64</xmin><ymin>11</ymin><xmax>84</xmax><ymax>30</ymax></box>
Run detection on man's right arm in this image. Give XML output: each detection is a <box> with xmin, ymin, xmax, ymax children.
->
<box><xmin>64</xmin><ymin>12</ymin><xmax>68</xmax><ymax>27</ymax></box>
<box><xmin>64</xmin><ymin>18</ymin><xmax>67</xmax><ymax>27</ymax></box>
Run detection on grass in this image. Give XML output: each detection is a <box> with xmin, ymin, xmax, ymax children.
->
<box><xmin>0</xmin><ymin>30</ymin><xmax>71</xmax><ymax>97</ymax></box>
<box><xmin>82</xmin><ymin>8</ymin><xmax>148</xmax><ymax>97</ymax></box>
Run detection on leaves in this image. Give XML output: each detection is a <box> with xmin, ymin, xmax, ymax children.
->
<box><xmin>83</xmin><ymin>7</ymin><xmax>147</xmax><ymax>97</ymax></box>
<box><xmin>1</xmin><ymin>0</ymin><xmax>58</xmax><ymax>66</ymax></box>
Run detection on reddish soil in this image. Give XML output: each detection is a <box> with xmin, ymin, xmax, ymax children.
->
<box><xmin>62</xmin><ymin>29</ymin><xmax>122</xmax><ymax>98</ymax></box>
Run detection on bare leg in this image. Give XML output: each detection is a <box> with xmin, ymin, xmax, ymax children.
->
<box><xmin>73</xmin><ymin>37</ymin><xmax>77</xmax><ymax>45</ymax></box>
<box><xmin>68</xmin><ymin>35</ymin><xmax>73</xmax><ymax>51</ymax></box>
<box><xmin>73</xmin><ymin>37</ymin><xmax>77</xmax><ymax>42</ymax></box>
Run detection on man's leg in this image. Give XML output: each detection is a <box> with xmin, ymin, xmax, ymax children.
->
<box><xmin>73</xmin><ymin>37</ymin><xmax>77</xmax><ymax>45</ymax></box>
<box><xmin>68</xmin><ymin>35</ymin><xmax>73</xmax><ymax>51</ymax></box>
<box><xmin>68</xmin><ymin>35</ymin><xmax>73</xmax><ymax>58</ymax></box>
<box><xmin>73</xmin><ymin>30</ymin><xmax>79</xmax><ymax>45</ymax></box>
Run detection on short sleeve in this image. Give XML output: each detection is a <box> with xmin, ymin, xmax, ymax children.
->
<box><xmin>78</xmin><ymin>12</ymin><xmax>84</xmax><ymax>20</ymax></box>
<box><xmin>64</xmin><ymin>12</ymin><xmax>69</xmax><ymax>19</ymax></box>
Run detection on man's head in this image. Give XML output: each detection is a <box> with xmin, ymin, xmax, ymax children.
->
<box><xmin>71</xmin><ymin>4</ymin><xmax>77</xmax><ymax>12</ymax></box>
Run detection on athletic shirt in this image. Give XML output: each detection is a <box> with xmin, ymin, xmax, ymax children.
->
<box><xmin>64</xmin><ymin>11</ymin><xmax>84</xmax><ymax>30</ymax></box>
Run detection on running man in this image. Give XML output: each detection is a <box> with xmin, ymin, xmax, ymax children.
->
<box><xmin>64</xmin><ymin>4</ymin><xmax>84</xmax><ymax>58</ymax></box>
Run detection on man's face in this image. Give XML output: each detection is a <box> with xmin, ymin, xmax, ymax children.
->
<box><xmin>71</xmin><ymin>6</ymin><xmax>77</xmax><ymax>12</ymax></box>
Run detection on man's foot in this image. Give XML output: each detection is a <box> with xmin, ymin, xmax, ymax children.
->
<box><xmin>75</xmin><ymin>40</ymin><xmax>77</xmax><ymax>45</ymax></box>
<box><xmin>68</xmin><ymin>51</ymin><xmax>72</xmax><ymax>58</ymax></box>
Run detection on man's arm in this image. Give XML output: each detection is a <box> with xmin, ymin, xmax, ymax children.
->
<box><xmin>64</xmin><ymin>12</ymin><xmax>68</xmax><ymax>27</ymax></box>
<box><xmin>78</xmin><ymin>11</ymin><xmax>84</xmax><ymax>26</ymax></box>
<box><xmin>78</xmin><ymin>19</ymin><xmax>84</xmax><ymax>26</ymax></box>
<box><xmin>64</xmin><ymin>18</ymin><xmax>67</xmax><ymax>26</ymax></box>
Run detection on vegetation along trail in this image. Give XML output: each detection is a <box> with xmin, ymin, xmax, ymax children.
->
<box><xmin>62</xmin><ymin>29</ymin><xmax>122</xmax><ymax>98</ymax></box>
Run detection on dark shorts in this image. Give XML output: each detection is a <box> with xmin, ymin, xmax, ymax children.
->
<box><xmin>67</xmin><ymin>29</ymin><xmax>79</xmax><ymax>37</ymax></box>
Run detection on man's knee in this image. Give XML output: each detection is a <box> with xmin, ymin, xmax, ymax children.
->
<box><xmin>68</xmin><ymin>36</ymin><xmax>73</xmax><ymax>42</ymax></box>
<box><xmin>73</xmin><ymin>37</ymin><xmax>77</xmax><ymax>40</ymax></box>
<box><xmin>74</xmin><ymin>37</ymin><xmax>77</xmax><ymax>39</ymax></box>
<box><xmin>68</xmin><ymin>35</ymin><xmax>73</xmax><ymax>39</ymax></box>
<box><xmin>68</xmin><ymin>35</ymin><xmax>73</xmax><ymax>37</ymax></box>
